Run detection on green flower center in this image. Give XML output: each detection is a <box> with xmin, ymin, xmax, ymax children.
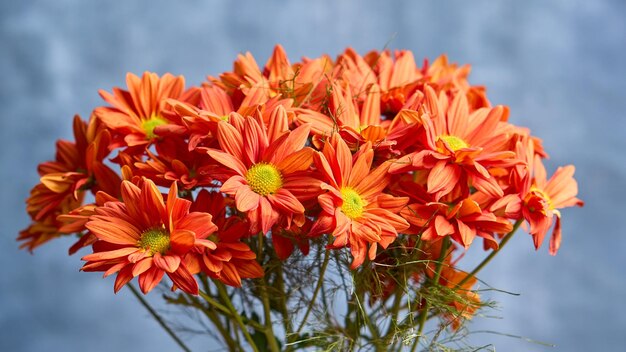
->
<box><xmin>142</xmin><ymin>114</ymin><xmax>167</xmax><ymax>139</ymax></box>
<box><xmin>138</xmin><ymin>227</ymin><xmax>170</xmax><ymax>255</ymax></box>
<box><xmin>245</xmin><ymin>163</ymin><xmax>283</xmax><ymax>196</ymax></box>
<box><xmin>438</xmin><ymin>135</ymin><xmax>469</xmax><ymax>152</ymax></box>
<box><xmin>341</xmin><ymin>187</ymin><xmax>365</xmax><ymax>220</ymax></box>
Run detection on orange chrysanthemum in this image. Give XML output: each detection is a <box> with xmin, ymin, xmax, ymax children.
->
<box><xmin>214</xmin><ymin>45</ymin><xmax>329</xmax><ymax>107</ymax></box>
<box><xmin>132</xmin><ymin>136</ymin><xmax>218</xmax><ymax>190</ymax></box>
<box><xmin>206</xmin><ymin>110</ymin><xmax>318</xmax><ymax>234</ymax></box>
<box><xmin>336</xmin><ymin>48</ymin><xmax>422</xmax><ymax>115</ymax></box>
<box><xmin>402</xmin><ymin>197</ymin><xmax>512</xmax><ymax>250</ymax></box>
<box><xmin>296</xmin><ymin>81</ymin><xmax>394</xmax><ymax>150</ymax></box>
<box><xmin>81</xmin><ymin>178</ymin><xmax>217</xmax><ymax>294</ymax></box>
<box><xmin>19</xmin><ymin>115</ymin><xmax>119</xmax><ymax>251</ymax></box>
<box><xmin>311</xmin><ymin>136</ymin><xmax>409</xmax><ymax>268</ymax></box>
<box><xmin>390</xmin><ymin>87</ymin><xmax>517</xmax><ymax>200</ymax></box>
<box><xmin>424</xmin><ymin>54</ymin><xmax>490</xmax><ymax>111</ymax></box>
<box><xmin>491</xmin><ymin>137</ymin><xmax>583</xmax><ymax>254</ymax></box>
<box><xmin>18</xmin><ymin>47</ymin><xmax>587</xmax><ymax>346</ymax></box>
<box><xmin>96</xmin><ymin>72</ymin><xmax>195</xmax><ymax>148</ymax></box>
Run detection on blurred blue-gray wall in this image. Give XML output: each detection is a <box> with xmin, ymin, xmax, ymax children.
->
<box><xmin>1</xmin><ymin>1</ymin><xmax>625</xmax><ymax>351</ymax></box>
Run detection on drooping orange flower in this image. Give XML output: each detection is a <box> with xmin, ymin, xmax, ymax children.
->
<box><xmin>18</xmin><ymin>205</ymin><xmax>78</xmax><ymax>252</ymax></box>
<box><xmin>95</xmin><ymin>72</ymin><xmax>196</xmax><ymax>148</ymax></box>
<box><xmin>311</xmin><ymin>136</ymin><xmax>410</xmax><ymax>268</ymax></box>
<box><xmin>185</xmin><ymin>190</ymin><xmax>264</xmax><ymax>287</ymax></box>
<box><xmin>491</xmin><ymin>137</ymin><xmax>583</xmax><ymax>254</ymax></box>
<box><xmin>57</xmin><ymin>191</ymin><xmax>118</xmax><ymax>255</ymax></box>
<box><xmin>206</xmin><ymin>109</ymin><xmax>318</xmax><ymax>234</ymax></box>
<box><xmin>26</xmin><ymin>115</ymin><xmax>117</xmax><ymax>220</ymax></box>
<box><xmin>19</xmin><ymin>115</ymin><xmax>119</xmax><ymax>251</ymax></box>
<box><xmin>81</xmin><ymin>178</ymin><xmax>217</xmax><ymax>294</ymax></box>
<box><xmin>524</xmin><ymin>162</ymin><xmax>582</xmax><ymax>254</ymax></box>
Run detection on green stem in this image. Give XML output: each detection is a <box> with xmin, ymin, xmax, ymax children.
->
<box><xmin>456</xmin><ymin>220</ymin><xmax>523</xmax><ymax>288</ymax></box>
<box><xmin>199</xmin><ymin>289</ymin><xmax>265</xmax><ymax>332</ymax></box>
<box><xmin>355</xmin><ymin>290</ymin><xmax>381</xmax><ymax>349</ymax></box>
<box><xmin>198</xmin><ymin>290</ymin><xmax>232</xmax><ymax>316</ymax></box>
<box><xmin>216</xmin><ymin>282</ymin><xmax>260</xmax><ymax>352</ymax></box>
<box><xmin>412</xmin><ymin>236</ymin><xmax>451</xmax><ymax>352</ymax></box>
<box><xmin>257</xmin><ymin>232</ymin><xmax>281</xmax><ymax>352</ymax></box>
<box><xmin>294</xmin><ymin>248</ymin><xmax>331</xmax><ymax>336</ymax></box>
<box><xmin>203</xmin><ymin>302</ymin><xmax>240</xmax><ymax>351</ymax></box>
<box><xmin>127</xmin><ymin>283</ymin><xmax>191</xmax><ymax>352</ymax></box>
<box><xmin>275</xmin><ymin>260</ymin><xmax>294</xmax><ymax>351</ymax></box>
<box><xmin>383</xmin><ymin>288</ymin><xmax>405</xmax><ymax>341</ymax></box>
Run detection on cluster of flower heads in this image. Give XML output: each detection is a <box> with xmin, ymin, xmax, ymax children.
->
<box><xmin>20</xmin><ymin>45</ymin><xmax>582</xmax><ymax>299</ymax></box>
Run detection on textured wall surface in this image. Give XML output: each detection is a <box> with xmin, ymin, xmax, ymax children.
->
<box><xmin>2</xmin><ymin>1</ymin><xmax>625</xmax><ymax>351</ymax></box>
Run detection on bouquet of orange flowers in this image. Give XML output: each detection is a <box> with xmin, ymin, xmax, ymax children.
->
<box><xmin>19</xmin><ymin>45</ymin><xmax>582</xmax><ymax>351</ymax></box>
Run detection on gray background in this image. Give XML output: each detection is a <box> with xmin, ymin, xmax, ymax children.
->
<box><xmin>1</xmin><ymin>0</ymin><xmax>624</xmax><ymax>351</ymax></box>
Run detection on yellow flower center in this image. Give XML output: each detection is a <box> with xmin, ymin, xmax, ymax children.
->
<box><xmin>438</xmin><ymin>135</ymin><xmax>469</xmax><ymax>152</ymax></box>
<box><xmin>528</xmin><ymin>186</ymin><xmax>553</xmax><ymax>210</ymax></box>
<box><xmin>142</xmin><ymin>114</ymin><xmax>167</xmax><ymax>139</ymax></box>
<box><xmin>245</xmin><ymin>163</ymin><xmax>283</xmax><ymax>196</ymax></box>
<box><xmin>138</xmin><ymin>227</ymin><xmax>170</xmax><ymax>255</ymax></box>
<box><xmin>341</xmin><ymin>187</ymin><xmax>366</xmax><ymax>220</ymax></box>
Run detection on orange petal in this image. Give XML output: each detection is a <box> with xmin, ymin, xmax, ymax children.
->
<box><xmin>456</xmin><ymin>220</ymin><xmax>475</xmax><ymax>249</ymax></box>
<box><xmin>168</xmin><ymin>265</ymin><xmax>199</xmax><ymax>294</ymax></box>
<box><xmin>170</xmin><ymin>229</ymin><xmax>196</xmax><ymax>255</ymax></box>
<box><xmin>85</xmin><ymin>220</ymin><xmax>140</xmax><ymax>245</ymax></box>
<box><xmin>132</xmin><ymin>257</ymin><xmax>154</xmax><ymax>277</ymax></box>
<box><xmin>82</xmin><ymin>246</ymin><xmax>140</xmax><ymax>262</ymax></box>
<box><xmin>207</xmin><ymin>150</ymin><xmax>247</xmax><ymax>176</ymax></box>
<box><xmin>216</xmin><ymin>120</ymin><xmax>244</xmax><ymax>160</ymax></box>
<box><xmin>138</xmin><ymin>266</ymin><xmax>164</xmax><ymax>294</ymax></box>
<box><xmin>235</xmin><ymin>186</ymin><xmax>261</xmax><ymax>212</ymax></box>
<box><xmin>153</xmin><ymin>253</ymin><xmax>181</xmax><ymax>273</ymax></box>
<box><xmin>267</xmin><ymin>189</ymin><xmax>304</xmax><ymax>214</ymax></box>
<box><xmin>427</xmin><ymin>161</ymin><xmax>460</xmax><ymax>198</ymax></box>
<box><xmin>276</xmin><ymin>147</ymin><xmax>314</xmax><ymax>175</ymax></box>
<box><xmin>114</xmin><ymin>266</ymin><xmax>134</xmax><ymax>293</ymax></box>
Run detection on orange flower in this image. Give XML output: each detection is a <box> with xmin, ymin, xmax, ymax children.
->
<box><xmin>523</xmin><ymin>161</ymin><xmax>582</xmax><ymax>254</ymax></box>
<box><xmin>132</xmin><ymin>136</ymin><xmax>218</xmax><ymax>190</ymax></box>
<box><xmin>337</xmin><ymin>48</ymin><xmax>422</xmax><ymax>115</ymax></box>
<box><xmin>402</xmin><ymin>197</ymin><xmax>512</xmax><ymax>249</ymax></box>
<box><xmin>206</xmin><ymin>109</ymin><xmax>317</xmax><ymax>234</ymax></box>
<box><xmin>214</xmin><ymin>45</ymin><xmax>328</xmax><ymax>107</ymax></box>
<box><xmin>172</xmin><ymin>84</ymin><xmax>292</xmax><ymax>150</ymax></box>
<box><xmin>19</xmin><ymin>115</ymin><xmax>119</xmax><ymax>251</ymax></box>
<box><xmin>18</xmin><ymin>208</ymin><xmax>77</xmax><ymax>252</ymax></box>
<box><xmin>425</xmin><ymin>55</ymin><xmax>490</xmax><ymax>110</ymax></box>
<box><xmin>311</xmin><ymin>136</ymin><xmax>409</xmax><ymax>268</ymax></box>
<box><xmin>492</xmin><ymin>136</ymin><xmax>583</xmax><ymax>254</ymax></box>
<box><xmin>96</xmin><ymin>72</ymin><xmax>194</xmax><ymax>148</ymax></box>
<box><xmin>296</xmin><ymin>81</ymin><xmax>394</xmax><ymax>150</ymax></box>
<box><xmin>81</xmin><ymin>179</ymin><xmax>217</xmax><ymax>294</ymax></box>
<box><xmin>185</xmin><ymin>190</ymin><xmax>264</xmax><ymax>287</ymax></box>
<box><xmin>390</xmin><ymin>87</ymin><xmax>517</xmax><ymax>200</ymax></box>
